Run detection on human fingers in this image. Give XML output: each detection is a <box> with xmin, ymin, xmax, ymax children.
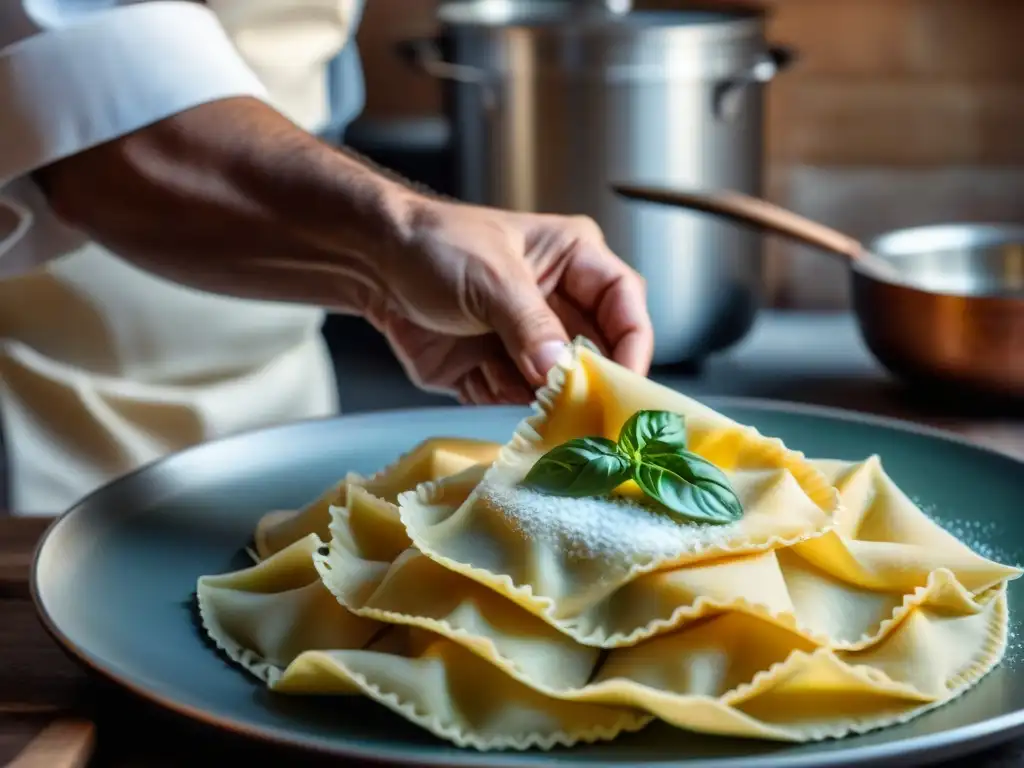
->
<box><xmin>560</xmin><ymin>220</ymin><xmax>653</xmax><ymax>374</ymax></box>
<box><xmin>464</xmin><ymin>258</ymin><xmax>570</xmax><ymax>387</ymax></box>
<box><xmin>480</xmin><ymin>356</ymin><xmax>535</xmax><ymax>405</ymax></box>
<box><xmin>522</xmin><ymin>215</ymin><xmax>653</xmax><ymax>374</ymax></box>
<box><xmin>546</xmin><ymin>292</ymin><xmax>609</xmax><ymax>357</ymax></box>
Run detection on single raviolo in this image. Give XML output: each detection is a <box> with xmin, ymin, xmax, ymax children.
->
<box><xmin>196</xmin><ymin>342</ymin><xmax>1021</xmax><ymax>750</ymax></box>
<box><xmin>399</xmin><ymin>340</ymin><xmax>841</xmax><ymax>644</ymax></box>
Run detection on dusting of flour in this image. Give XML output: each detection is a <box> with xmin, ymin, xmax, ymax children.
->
<box><xmin>478</xmin><ymin>480</ymin><xmax>742</xmax><ymax>565</ymax></box>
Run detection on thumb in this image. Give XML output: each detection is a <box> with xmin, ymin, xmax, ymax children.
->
<box><xmin>477</xmin><ymin>270</ymin><xmax>569</xmax><ymax>386</ymax></box>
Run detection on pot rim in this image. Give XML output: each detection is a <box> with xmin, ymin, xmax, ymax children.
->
<box><xmin>854</xmin><ymin>222</ymin><xmax>1024</xmax><ymax>304</ymax></box>
<box><xmin>867</xmin><ymin>222</ymin><xmax>1024</xmax><ymax>258</ymax></box>
<box><xmin>436</xmin><ymin>1</ymin><xmax>766</xmax><ymax>35</ymax></box>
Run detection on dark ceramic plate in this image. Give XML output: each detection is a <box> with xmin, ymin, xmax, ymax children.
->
<box><xmin>31</xmin><ymin>399</ymin><xmax>1024</xmax><ymax>767</ymax></box>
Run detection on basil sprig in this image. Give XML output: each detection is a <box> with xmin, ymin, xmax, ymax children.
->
<box><xmin>518</xmin><ymin>436</ymin><xmax>632</xmax><ymax>497</ymax></box>
<box><xmin>523</xmin><ymin>410</ymin><xmax>743</xmax><ymax>525</ymax></box>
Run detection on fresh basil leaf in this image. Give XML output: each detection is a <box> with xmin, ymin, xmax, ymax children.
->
<box><xmin>523</xmin><ymin>437</ymin><xmax>632</xmax><ymax>497</ymax></box>
<box><xmin>618</xmin><ymin>410</ymin><xmax>687</xmax><ymax>458</ymax></box>
<box><xmin>632</xmin><ymin>449</ymin><xmax>742</xmax><ymax>525</ymax></box>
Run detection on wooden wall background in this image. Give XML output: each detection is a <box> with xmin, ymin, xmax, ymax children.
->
<box><xmin>353</xmin><ymin>0</ymin><xmax>1024</xmax><ymax>308</ymax></box>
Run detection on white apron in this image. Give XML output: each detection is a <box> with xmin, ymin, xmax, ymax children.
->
<box><xmin>0</xmin><ymin>0</ymin><xmax>361</xmax><ymax>514</ymax></box>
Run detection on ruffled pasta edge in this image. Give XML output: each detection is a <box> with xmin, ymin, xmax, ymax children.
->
<box><xmin>195</xmin><ymin>544</ymin><xmax>651</xmax><ymax>752</ymax></box>
<box><xmin>312</xmin><ymin>530</ymin><xmax>1012</xmax><ymax>744</ymax></box>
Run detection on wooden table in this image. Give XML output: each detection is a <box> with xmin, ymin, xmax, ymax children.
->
<box><xmin>6</xmin><ymin>312</ymin><xmax>1024</xmax><ymax>766</ymax></box>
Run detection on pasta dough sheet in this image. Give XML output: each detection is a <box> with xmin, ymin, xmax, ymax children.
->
<box><xmin>198</xmin><ymin>339</ymin><xmax>1021</xmax><ymax>751</ymax></box>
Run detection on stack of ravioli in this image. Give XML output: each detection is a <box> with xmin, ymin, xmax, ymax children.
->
<box><xmin>197</xmin><ymin>340</ymin><xmax>1022</xmax><ymax>750</ymax></box>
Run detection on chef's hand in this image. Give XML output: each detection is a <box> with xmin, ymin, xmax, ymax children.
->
<box><xmin>363</xmin><ymin>198</ymin><xmax>654</xmax><ymax>404</ymax></box>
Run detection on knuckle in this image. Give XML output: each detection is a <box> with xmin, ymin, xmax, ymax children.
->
<box><xmin>630</xmin><ymin>269</ymin><xmax>647</xmax><ymax>292</ymax></box>
<box><xmin>568</xmin><ymin>214</ymin><xmax>603</xmax><ymax>240</ymax></box>
<box><xmin>462</xmin><ymin>259</ymin><xmax>504</xmax><ymax>317</ymax></box>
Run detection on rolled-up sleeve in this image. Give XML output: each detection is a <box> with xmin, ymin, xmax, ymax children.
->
<box><xmin>0</xmin><ymin>0</ymin><xmax>269</xmax><ymax>186</ymax></box>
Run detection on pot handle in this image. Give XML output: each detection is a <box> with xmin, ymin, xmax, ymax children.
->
<box><xmin>712</xmin><ymin>44</ymin><xmax>797</xmax><ymax>122</ymax></box>
<box><xmin>396</xmin><ymin>37</ymin><xmax>497</xmax><ymax>109</ymax></box>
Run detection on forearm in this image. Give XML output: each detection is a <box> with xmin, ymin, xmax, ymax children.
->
<box><xmin>34</xmin><ymin>96</ymin><xmax>418</xmax><ymax>312</ymax></box>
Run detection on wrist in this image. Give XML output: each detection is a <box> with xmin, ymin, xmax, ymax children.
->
<box><xmin>328</xmin><ymin>166</ymin><xmax>450</xmax><ymax>289</ymax></box>
<box><xmin>273</xmin><ymin>142</ymin><xmax>428</xmax><ymax>310</ymax></box>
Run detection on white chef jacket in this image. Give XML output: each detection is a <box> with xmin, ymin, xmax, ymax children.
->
<box><xmin>0</xmin><ymin>0</ymin><xmax>365</xmax><ymax>514</ymax></box>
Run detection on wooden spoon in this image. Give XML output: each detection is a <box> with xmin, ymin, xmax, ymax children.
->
<box><xmin>610</xmin><ymin>183</ymin><xmax>903</xmax><ymax>281</ymax></box>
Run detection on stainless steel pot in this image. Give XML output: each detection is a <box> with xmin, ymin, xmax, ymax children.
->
<box><xmin>399</xmin><ymin>0</ymin><xmax>795</xmax><ymax>365</ymax></box>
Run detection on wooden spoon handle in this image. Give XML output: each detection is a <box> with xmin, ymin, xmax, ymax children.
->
<box><xmin>611</xmin><ymin>184</ymin><xmax>866</xmax><ymax>263</ymax></box>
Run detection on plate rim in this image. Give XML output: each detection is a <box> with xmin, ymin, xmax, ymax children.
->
<box><xmin>28</xmin><ymin>396</ymin><xmax>1024</xmax><ymax>767</ymax></box>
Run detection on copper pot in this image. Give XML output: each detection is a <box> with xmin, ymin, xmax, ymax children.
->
<box><xmin>613</xmin><ymin>183</ymin><xmax>1024</xmax><ymax>399</ymax></box>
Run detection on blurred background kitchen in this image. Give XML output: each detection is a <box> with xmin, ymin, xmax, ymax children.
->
<box><xmin>325</xmin><ymin>0</ymin><xmax>1024</xmax><ymax>423</ymax></box>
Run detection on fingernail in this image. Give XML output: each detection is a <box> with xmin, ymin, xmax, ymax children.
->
<box><xmin>529</xmin><ymin>340</ymin><xmax>567</xmax><ymax>382</ymax></box>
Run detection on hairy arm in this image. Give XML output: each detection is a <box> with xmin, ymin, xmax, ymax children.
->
<box><xmin>34</xmin><ymin>96</ymin><xmax>417</xmax><ymax>313</ymax></box>
<box><xmin>0</xmin><ymin>0</ymin><xmax>653</xmax><ymax>402</ymax></box>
